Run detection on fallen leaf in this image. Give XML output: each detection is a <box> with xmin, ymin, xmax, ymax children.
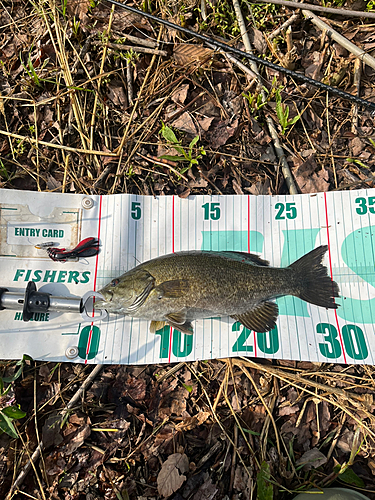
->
<box><xmin>249</xmin><ymin>28</ymin><xmax>267</xmax><ymax>54</ymax></box>
<box><xmin>107</xmin><ymin>81</ymin><xmax>127</xmax><ymax>109</ymax></box>
<box><xmin>125</xmin><ymin>376</ymin><xmax>147</xmax><ymax>401</ymax></box>
<box><xmin>188</xmin><ymin>176</ymin><xmax>208</xmax><ymax>189</ymax></box>
<box><xmin>171</xmin><ymin>112</ymin><xmax>197</xmax><ymax>136</ymax></box>
<box><xmin>45</xmin><ymin>451</ymin><xmax>66</xmax><ymax>476</ymax></box>
<box><xmin>157</xmin><ymin>453</ymin><xmax>189</xmax><ymax>497</ymax></box>
<box><xmin>171</xmin><ymin>84</ymin><xmax>189</xmax><ymax>105</ymax></box>
<box><xmin>351</xmin><ymin>137</ymin><xmax>365</xmax><ymax>156</ymax></box>
<box><xmin>62</xmin><ymin>424</ymin><xmax>91</xmax><ymax>456</ymax></box>
<box><xmin>175</xmin><ymin>411</ymin><xmax>210</xmax><ymax>431</ymax></box>
<box><xmin>196</xmin><ymin>115</ymin><xmax>214</xmax><ymax>133</ymax></box>
<box><xmin>66</xmin><ymin>0</ymin><xmax>91</xmax><ymax>21</ymax></box>
<box><xmin>178</xmin><ymin>188</ymin><xmax>191</xmax><ymax>198</ymax></box>
<box><xmin>337</xmin><ymin>428</ymin><xmax>354</xmax><ymax>454</ymax></box>
<box><xmin>278</xmin><ymin>405</ymin><xmax>300</xmax><ymax>416</ymax></box>
<box><xmin>173</xmin><ymin>44</ymin><xmax>214</xmax><ymax>67</ymax></box>
<box><xmin>206</xmin><ymin>118</ymin><xmax>239</xmax><ymax>147</ymax></box>
<box><xmin>46</xmin><ymin>174</ymin><xmax>62</xmax><ymax>192</ymax></box>
<box><xmin>294</xmin><ymin>155</ymin><xmax>330</xmax><ymax>193</ymax></box>
<box><xmin>245</xmin><ymin>178</ymin><xmax>272</xmax><ymax>195</ymax></box>
<box><xmin>296</xmin><ymin>448</ymin><xmax>327</xmax><ymax>470</ymax></box>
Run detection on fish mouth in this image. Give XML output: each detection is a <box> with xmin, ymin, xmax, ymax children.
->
<box><xmin>94</xmin><ymin>291</ymin><xmax>112</xmax><ymax>310</ymax></box>
<box><xmin>94</xmin><ymin>299</ymin><xmax>108</xmax><ymax>311</ymax></box>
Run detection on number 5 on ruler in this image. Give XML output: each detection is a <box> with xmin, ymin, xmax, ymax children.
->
<box><xmin>131</xmin><ymin>202</ymin><xmax>142</xmax><ymax>220</ymax></box>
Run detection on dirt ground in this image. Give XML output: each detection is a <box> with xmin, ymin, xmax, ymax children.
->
<box><xmin>1</xmin><ymin>0</ymin><xmax>375</xmax><ymax>498</ymax></box>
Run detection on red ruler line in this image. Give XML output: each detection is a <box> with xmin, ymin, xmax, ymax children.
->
<box><xmin>85</xmin><ymin>195</ymin><xmax>103</xmax><ymax>365</ymax></box>
<box><xmin>248</xmin><ymin>196</ymin><xmax>257</xmax><ymax>357</ymax></box>
<box><xmin>168</xmin><ymin>197</ymin><xmax>176</xmax><ymax>362</ymax></box>
<box><xmin>323</xmin><ymin>192</ymin><xmax>346</xmax><ymax>364</ymax></box>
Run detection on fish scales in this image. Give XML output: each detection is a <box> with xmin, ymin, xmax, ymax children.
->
<box><xmin>95</xmin><ymin>246</ymin><xmax>340</xmax><ymax>334</ymax></box>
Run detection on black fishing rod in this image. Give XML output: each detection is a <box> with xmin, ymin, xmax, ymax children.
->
<box><xmin>104</xmin><ymin>0</ymin><xmax>375</xmax><ymax>113</ymax></box>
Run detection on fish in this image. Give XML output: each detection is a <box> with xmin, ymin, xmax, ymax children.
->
<box><xmin>95</xmin><ymin>245</ymin><xmax>339</xmax><ymax>334</ymax></box>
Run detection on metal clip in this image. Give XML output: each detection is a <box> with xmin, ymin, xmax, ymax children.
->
<box><xmin>80</xmin><ymin>291</ymin><xmax>108</xmax><ymax>322</ymax></box>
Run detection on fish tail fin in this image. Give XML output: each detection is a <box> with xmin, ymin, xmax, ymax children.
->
<box><xmin>288</xmin><ymin>245</ymin><xmax>340</xmax><ymax>309</ymax></box>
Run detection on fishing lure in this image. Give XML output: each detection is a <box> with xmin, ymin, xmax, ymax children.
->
<box><xmin>44</xmin><ymin>237</ymin><xmax>100</xmax><ymax>262</ymax></box>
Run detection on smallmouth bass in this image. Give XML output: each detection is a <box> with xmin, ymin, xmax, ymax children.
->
<box><xmin>95</xmin><ymin>246</ymin><xmax>339</xmax><ymax>334</ymax></box>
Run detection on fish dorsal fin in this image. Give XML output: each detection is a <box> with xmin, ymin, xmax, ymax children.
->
<box><xmin>150</xmin><ymin>321</ymin><xmax>167</xmax><ymax>333</ymax></box>
<box><xmin>165</xmin><ymin>310</ymin><xmax>187</xmax><ymax>325</ymax></box>
<box><xmin>166</xmin><ymin>320</ymin><xmax>194</xmax><ymax>335</ymax></box>
<box><xmin>215</xmin><ymin>251</ymin><xmax>269</xmax><ymax>267</ymax></box>
<box><xmin>232</xmin><ymin>301</ymin><xmax>278</xmax><ymax>333</ymax></box>
<box><xmin>155</xmin><ymin>279</ymin><xmax>189</xmax><ymax>299</ymax></box>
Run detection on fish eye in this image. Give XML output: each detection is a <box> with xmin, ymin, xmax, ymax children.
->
<box><xmin>111</xmin><ymin>279</ymin><xmax>120</xmax><ymax>287</ymax></box>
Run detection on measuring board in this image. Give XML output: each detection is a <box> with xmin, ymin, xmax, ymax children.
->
<box><xmin>0</xmin><ymin>188</ymin><xmax>374</xmax><ymax>365</ymax></box>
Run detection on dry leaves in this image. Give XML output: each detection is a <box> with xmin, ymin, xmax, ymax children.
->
<box><xmin>173</xmin><ymin>44</ymin><xmax>214</xmax><ymax>67</ymax></box>
<box><xmin>157</xmin><ymin>453</ymin><xmax>189</xmax><ymax>497</ymax></box>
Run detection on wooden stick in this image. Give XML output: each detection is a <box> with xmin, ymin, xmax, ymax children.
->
<box><xmin>251</xmin><ymin>0</ymin><xmax>375</xmax><ymax>19</ymax></box>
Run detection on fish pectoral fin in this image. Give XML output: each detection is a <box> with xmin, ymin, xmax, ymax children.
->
<box><xmin>232</xmin><ymin>301</ymin><xmax>278</xmax><ymax>333</ymax></box>
<box><xmin>155</xmin><ymin>279</ymin><xmax>189</xmax><ymax>299</ymax></box>
<box><xmin>165</xmin><ymin>310</ymin><xmax>187</xmax><ymax>325</ymax></box>
<box><xmin>150</xmin><ymin>321</ymin><xmax>167</xmax><ymax>333</ymax></box>
<box><xmin>166</xmin><ymin>320</ymin><xmax>194</xmax><ymax>335</ymax></box>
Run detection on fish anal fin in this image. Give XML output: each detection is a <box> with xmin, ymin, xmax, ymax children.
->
<box><xmin>165</xmin><ymin>310</ymin><xmax>187</xmax><ymax>325</ymax></box>
<box><xmin>155</xmin><ymin>279</ymin><xmax>189</xmax><ymax>299</ymax></box>
<box><xmin>166</xmin><ymin>320</ymin><xmax>194</xmax><ymax>335</ymax></box>
<box><xmin>150</xmin><ymin>320</ymin><xmax>167</xmax><ymax>333</ymax></box>
<box><xmin>232</xmin><ymin>301</ymin><xmax>278</xmax><ymax>333</ymax></box>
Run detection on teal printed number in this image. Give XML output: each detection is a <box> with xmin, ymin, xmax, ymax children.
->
<box><xmin>172</xmin><ymin>330</ymin><xmax>193</xmax><ymax>357</ymax></box>
<box><xmin>156</xmin><ymin>326</ymin><xmax>170</xmax><ymax>358</ymax></box>
<box><xmin>202</xmin><ymin>202</ymin><xmax>221</xmax><ymax>220</ymax></box>
<box><xmin>317</xmin><ymin>323</ymin><xmax>368</xmax><ymax>360</ymax></box>
<box><xmin>342</xmin><ymin>324</ymin><xmax>368</xmax><ymax>360</ymax></box>
<box><xmin>355</xmin><ymin>197</ymin><xmax>375</xmax><ymax>215</ymax></box>
<box><xmin>156</xmin><ymin>326</ymin><xmax>193</xmax><ymax>358</ymax></box>
<box><xmin>131</xmin><ymin>201</ymin><xmax>142</xmax><ymax>220</ymax></box>
<box><xmin>232</xmin><ymin>322</ymin><xmax>253</xmax><ymax>352</ymax></box>
<box><xmin>232</xmin><ymin>322</ymin><xmax>279</xmax><ymax>354</ymax></box>
<box><xmin>317</xmin><ymin>323</ymin><xmax>341</xmax><ymax>358</ymax></box>
<box><xmin>257</xmin><ymin>327</ymin><xmax>280</xmax><ymax>354</ymax></box>
<box><xmin>275</xmin><ymin>202</ymin><xmax>297</xmax><ymax>220</ymax></box>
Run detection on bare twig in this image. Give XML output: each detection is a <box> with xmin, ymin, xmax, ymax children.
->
<box><xmin>113</xmin><ymin>32</ymin><xmax>160</xmax><ymax>48</ymax></box>
<box><xmin>92</xmin><ymin>41</ymin><xmax>168</xmax><ymax>56</ymax></box>
<box><xmin>268</xmin><ymin>13</ymin><xmax>299</xmax><ymax>40</ymax></box>
<box><xmin>352</xmin><ymin>57</ymin><xmax>362</xmax><ymax>133</ymax></box>
<box><xmin>0</xmin><ymin>129</ymin><xmax>118</xmax><ymax>156</ymax></box>
<box><xmin>127</xmin><ymin>61</ymin><xmax>134</xmax><ymax>106</ymax></box>
<box><xmin>302</xmin><ymin>10</ymin><xmax>375</xmax><ymax>71</ymax></box>
<box><xmin>251</xmin><ymin>0</ymin><xmax>375</xmax><ymax>19</ymax></box>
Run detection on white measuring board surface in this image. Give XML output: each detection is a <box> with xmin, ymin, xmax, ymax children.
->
<box><xmin>0</xmin><ymin>188</ymin><xmax>374</xmax><ymax>365</ymax></box>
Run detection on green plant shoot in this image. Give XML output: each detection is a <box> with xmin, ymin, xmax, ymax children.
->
<box><xmin>275</xmin><ymin>88</ymin><xmax>300</xmax><ymax>135</ymax></box>
<box><xmin>159</xmin><ymin>122</ymin><xmax>206</xmax><ymax>174</ymax></box>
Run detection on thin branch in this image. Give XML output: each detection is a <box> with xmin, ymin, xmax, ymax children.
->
<box><xmin>268</xmin><ymin>13</ymin><xmax>300</xmax><ymax>40</ymax></box>
<box><xmin>251</xmin><ymin>0</ymin><xmax>375</xmax><ymax>19</ymax></box>
<box><xmin>302</xmin><ymin>9</ymin><xmax>375</xmax><ymax>71</ymax></box>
